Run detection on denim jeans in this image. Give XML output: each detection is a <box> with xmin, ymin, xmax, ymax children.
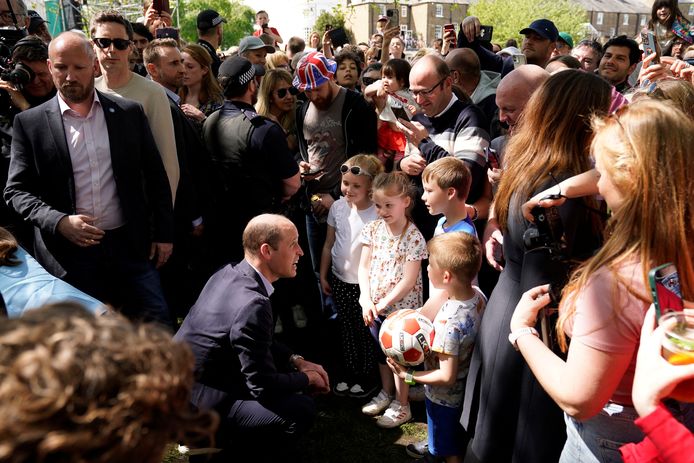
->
<box><xmin>559</xmin><ymin>402</ymin><xmax>644</xmax><ymax>463</ymax></box>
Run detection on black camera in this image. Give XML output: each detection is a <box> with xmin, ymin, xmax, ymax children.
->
<box><xmin>1</xmin><ymin>60</ymin><xmax>33</xmax><ymax>85</ymax></box>
<box><xmin>521</xmin><ymin>206</ymin><xmax>568</xmax><ymax>353</ymax></box>
<box><xmin>523</xmin><ymin>206</ymin><xmax>564</xmax><ymax>254</ymax></box>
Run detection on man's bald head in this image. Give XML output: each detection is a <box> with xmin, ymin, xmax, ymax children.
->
<box><xmin>445</xmin><ymin>48</ymin><xmax>481</xmax><ymax>80</ymax></box>
<box><xmin>49</xmin><ymin>31</ymin><xmax>95</xmax><ymax>61</ymax></box>
<box><xmin>496</xmin><ymin>65</ymin><xmax>549</xmax><ymax>131</ymax></box>
<box><xmin>242</xmin><ymin>214</ymin><xmax>295</xmax><ymax>257</ymax></box>
<box><xmin>411</xmin><ymin>54</ymin><xmax>450</xmax><ymax>81</ymax></box>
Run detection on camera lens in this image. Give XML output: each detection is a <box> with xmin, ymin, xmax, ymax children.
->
<box><xmin>1</xmin><ymin>62</ymin><xmax>35</xmax><ymax>85</ymax></box>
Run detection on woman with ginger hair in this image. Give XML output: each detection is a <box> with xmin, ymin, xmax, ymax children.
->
<box><xmin>178</xmin><ymin>43</ymin><xmax>224</xmax><ymax>124</ymax></box>
<box><xmin>511</xmin><ymin>99</ymin><xmax>694</xmax><ymax>462</ymax></box>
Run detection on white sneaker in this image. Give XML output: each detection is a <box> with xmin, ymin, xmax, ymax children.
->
<box><xmin>361</xmin><ymin>389</ymin><xmax>393</xmax><ymax>416</ymax></box>
<box><xmin>376</xmin><ymin>401</ymin><xmax>412</xmax><ymax>428</ymax></box>
<box><xmin>333</xmin><ymin>382</ymin><xmax>349</xmax><ymax>395</ymax></box>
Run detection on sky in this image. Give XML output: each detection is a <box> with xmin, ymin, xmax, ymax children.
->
<box><xmin>241</xmin><ymin>0</ymin><xmax>338</xmax><ymax>42</ymax></box>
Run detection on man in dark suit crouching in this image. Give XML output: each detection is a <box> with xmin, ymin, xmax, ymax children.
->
<box><xmin>4</xmin><ymin>31</ymin><xmax>174</xmax><ymax>327</ymax></box>
<box><xmin>175</xmin><ymin>213</ymin><xmax>329</xmax><ymax>462</ymax></box>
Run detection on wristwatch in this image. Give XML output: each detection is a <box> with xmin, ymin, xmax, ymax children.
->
<box><xmin>405</xmin><ymin>369</ymin><xmax>416</xmax><ymax>386</ymax></box>
<box><xmin>289</xmin><ymin>354</ymin><xmax>304</xmax><ymax>368</ymax></box>
<box><xmin>508</xmin><ymin>327</ymin><xmax>539</xmax><ymax>351</ymax></box>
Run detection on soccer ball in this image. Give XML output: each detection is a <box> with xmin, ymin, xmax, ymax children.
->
<box><xmin>379</xmin><ymin>309</ymin><xmax>435</xmax><ymax>366</ymax></box>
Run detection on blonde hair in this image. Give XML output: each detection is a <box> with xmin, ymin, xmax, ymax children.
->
<box><xmin>343</xmin><ymin>154</ymin><xmax>384</xmax><ymax>180</ymax></box>
<box><xmin>0</xmin><ymin>304</ymin><xmax>217</xmax><ymax>463</ymax></box>
<box><xmin>372</xmin><ymin>171</ymin><xmax>417</xmax><ymax>219</ymax></box>
<box><xmin>266</xmin><ymin>50</ymin><xmax>290</xmax><ymax>70</ymax></box>
<box><xmin>631</xmin><ymin>79</ymin><xmax>694</xmax><ymax>119</ymax></box>
<box><xmin>428</xmin><ymin>232</ymin><xmax>482</xmax><ymax>284</ymax></box>
<box><xmin>256</xmin><ymin>69</ymin><xmax>295</xmax><ymax>134</ymax></box>
<box><xmin>422</xmin><ymin>157</ymin><xmax>471</xmax><ymax>200</ymax></box>
<box><xmin>557</xmin><ymin>100</ymin><xmax>694</xmax><ymax>350</ymax></box>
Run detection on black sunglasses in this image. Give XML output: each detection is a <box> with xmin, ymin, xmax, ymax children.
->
<box><xmin>340</xmin><ymin>164</ymin><xmax>372</xmax><ymax>177</ymax></box>
<box><xmin>93</xmin><ymin>37</ymin><xmax>132</xmax><ymax>50</ymax></box>
<box><xmin>275</xmin><ymin>86</ymin><xmax>299</xmax><ymax>98</ymax></box>
<box><xmin>362</xmin><ymin>76</ymin><xmax>378</xmax><ymax>86</ymax></box>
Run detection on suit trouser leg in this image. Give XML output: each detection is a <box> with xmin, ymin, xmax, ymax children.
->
<box><xmin>223</xmin><ymin>394</ymin><xmax>316</xmax><ymax>462</ymax></box>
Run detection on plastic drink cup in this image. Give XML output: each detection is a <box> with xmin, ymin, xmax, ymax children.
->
<box><xmin>660</xmin><ymin>312</ymin><xmax>694</xmax><ymax>365</ymax></box>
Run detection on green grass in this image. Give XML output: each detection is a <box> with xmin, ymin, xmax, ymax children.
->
<box><xmin>162</xmin><ymin>395</ymin><xmax>428</xmax><ymax>463</ymax></box>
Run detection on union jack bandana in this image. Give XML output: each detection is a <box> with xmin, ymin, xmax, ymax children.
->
<box><xmin>292</xmin><ymin>52</ymin><xmax>337</xmax><ymax>91</ymax></box>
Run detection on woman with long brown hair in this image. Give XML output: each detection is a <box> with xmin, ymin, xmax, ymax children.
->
<box><xmin>466</xmin><ymin>70</ymin><xmax>611</xmax><ymax>463</ymax></box>
<box><xmin>178</xmin><ymin>43</ymin><xmax>224</xmax><ymax>124</ymax></box>
<box><xmin>511</xmin><ymin>99</ymin><xmax>694</xmax><ymax>462</ymax></box>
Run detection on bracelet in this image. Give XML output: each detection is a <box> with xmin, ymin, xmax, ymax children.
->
<box><xmin>508</xmin><ymin>327</ymin><xmax>539</xmax><ymax>351</ymax></box>
<box><xmin>470</xmin><ymin>205</ymin><xmax>479</xmax><ymax>222</ymax></box>
<box><xmin>405</xmin><ymin>369</ymin><xmax>416</xmax><ymax>386</ymax></box>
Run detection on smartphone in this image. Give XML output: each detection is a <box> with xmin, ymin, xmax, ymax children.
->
<box><xmin>152</xmin><ymin>0</ymin><xmax>170</xmax><ymax>14</ymax></box>
<box><xmin>386</xmin><ymin>9</ymin><xmax>399</xmax><ymax>28</ymax></box>
<box><xmin>640</xmin><ymin>30</ymin><xmax>660</xmax><ymax>65</ymax></box>
<box><xmin>443</xmin><ymin>23</ymin><xmax>456</xmax><ymax>48</ymax></box>
<box><xmin>391</xmin><ymin>105</ymin><xmax>410</xmax><ymax>122</ymax></box>
<box><xmin>512</xmin><ymin>53</ymin><xmax>527</xmax><ymax>68</ymax></box>
<box><xmin>649</xmin><ymin>263</ymin><xmax>684</xmax><ymax>320</ymax></box>
<box><xmin>479</xmin><ymin>25</ymin><xmax>494</xmax><ymax>42</ymax></box>
<box><xmin>328</xmin><ymin>27</ymin><xmax>349</xmax><ymax>48</ymax></box>
<box><xmin>487</xmin><ymin>148</ymin><xmax>500</xmax><ymax>169</ymax></box>
<box><xmin>155</xmin><ymin>27</ymin><xmax>179</xmax><ymax>41</ymax></box>
<box><xmin>301</xmin><ymin>168</ymin><xmax>324</xmax><ymax>178</ymax></box>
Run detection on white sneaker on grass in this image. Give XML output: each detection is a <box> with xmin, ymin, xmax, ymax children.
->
<box><xmin>376</xmin><ymin>401</ymin><xmax>412</xmax><ymax>428</ymax></box>
<box><xmin>361</xmin><ymin>389</ymin><xmax>393</xmax><ymax>416</ymax></box>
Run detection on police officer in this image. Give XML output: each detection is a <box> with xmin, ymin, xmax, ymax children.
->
<box><xmin>202</xmin><ymin>56</ymin><xmax>300</xmax><ymax>265</ymax></box>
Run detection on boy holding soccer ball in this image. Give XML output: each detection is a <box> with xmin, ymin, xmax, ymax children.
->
<box><xmin>387</xmin><ymin>232</ymin><xmax>485</xmax><ymax>463</ymax></box>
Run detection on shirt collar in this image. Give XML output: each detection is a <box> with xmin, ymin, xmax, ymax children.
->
<box><xmin>246</xmin><ymin>261</ymin><xmax>275</xmax><ymax>296</ymax></box>
<box><xmin>57</xmin><ymin>90</ymin><xmax>101</xmax><ymax>118</ymax></box>
<box><xmin>164</xmin><ymin>86</ymin><xmax>180</xmax><ymax>105</ymax></box>
<box><xmin>433</xmin><ymin>93</ymin><xmax>458</xmax><ymax>118</ymax></box>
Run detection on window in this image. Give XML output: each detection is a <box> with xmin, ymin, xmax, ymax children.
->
<box><xmin>596</xmin><ymin>12</ymin><xmax>604</xmax><ymax>25</ymax></box>
<box><xmin>622</xmin><ymin>14</ymin><xmax>629</xmax><ymax>25</ymax></box>
<box><xmin>640</xmin><ymin>16</ymin><xmax>647</xmax><ymax>27</ymax></box>
<box><xmin>304</xmin><ymin>27</ymin><xmax>312</xmax><ymax>40</ymax></box>
<box><xmin>435</xmin><ymin>25</ymin><xmax>442</xmax><ymax>39</ymax></box>
<box><xmin>609</xmin><ymin>27</ymin><xmax>616</xmax><ymax>36</ymax></box>
<box><xmin>379</xmin><ymin>5</ymin><xmax>386</xmax><ymax>16</ymax></box>
<box><xmin>435</xmin><ymin>4</ymin><xmax>443</xmax><ymax>18</ymax></box>
<box><xmin>690</xmin><ymin>4</ymin><xmax>694</xmax><ymax>16</ymax></box>
<box><xmin>401</xmin><ymin>5</ymin><xmax>407</xmax><ymax>18</ymax></box>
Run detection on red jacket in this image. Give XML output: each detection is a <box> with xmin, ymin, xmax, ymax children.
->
<box><xmin>620</xmin><ymin>404</ymin><xmax>694</xmax><ymax>463</ymax></box>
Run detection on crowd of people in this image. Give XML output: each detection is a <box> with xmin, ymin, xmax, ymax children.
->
<box><xmin>0</xmin><ymin>0</ymin><xmax>693</xmax><ymax>462</ymax></box>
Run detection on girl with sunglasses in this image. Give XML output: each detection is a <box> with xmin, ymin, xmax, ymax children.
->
<box><xmin>319</xmin><ymin>155</ymin><xmax>384</xmax><ymax>398</ymax></box>
<box><xmin>256</xmin><ymin>69</ymin><xmax>299</xmax><ymax>152</ymax></box>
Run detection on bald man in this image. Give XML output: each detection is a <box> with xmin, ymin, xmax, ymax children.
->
<box><xmin>175</xmin><ymin>214</ymin><xmax>329</xmax><ymax>462</ymax></box>
<box><xmin>398</xmin><ymin>54</ymin><xmax>491</xmax><ymax>238</ymax></box>
<box><xmin>445</xmin><ymin>48</ymin><xmax>500</xmax><ymax>137</ymax></box>
<box><xmin>5</xmin><ymin>31</ymin><xmax>174</xmax><ymax>327</ymax></box>
<box><xmin>486</xmin><ymin>65</ymin><xmax>549</xmax><ymax>193</ymax></box>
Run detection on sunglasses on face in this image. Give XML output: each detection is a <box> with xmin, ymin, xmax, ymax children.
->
<box><xmin>93</xmin><ymin>37</ymin><xmax>132</xmax><ymax>50</ymax></box>
<box><xmin>275</xmin><ymin>86</ymin><xmax>299</xmax><ymax>98</ymax></box>
<box><xmin>340</xmin><ymin>164</ymin><xmax>372</xmax><ymax>177</ymax></box>
<box><xmin>362</xmin><ymin>76</ymin><xmax>378</xmax><ymax>86</ymax></box>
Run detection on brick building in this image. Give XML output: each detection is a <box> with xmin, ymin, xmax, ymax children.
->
<box><xmin>341</xmin><ymin>0</ymin><xmax>694</xmax><ymax>47</ymax></box>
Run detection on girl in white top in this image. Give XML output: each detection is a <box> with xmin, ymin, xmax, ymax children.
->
<box><xmin>320</xmin><ymin>155</ymin><xmax>384</xmax><ymax>398</ymax></box>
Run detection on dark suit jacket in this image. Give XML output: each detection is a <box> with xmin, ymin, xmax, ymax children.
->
<box><xmin>174</xmin><ymin>260</ymin><xmax>309</xmax><ymax>415</ymax></box>
<box><xmin>3</xmin><ymin>91</ymin><xmax>173</xmax><ymax>277</ymax></box>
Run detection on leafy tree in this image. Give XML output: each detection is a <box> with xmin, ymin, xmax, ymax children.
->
<box><xmin>469</xmin><ymin>0</ymin><xmax>587</xmax><ymax>46</ymax></box>
<box><xmin>178</xmin><ymin>0</ymin><xmax>255</xmax><ymax>49</ymax></box>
